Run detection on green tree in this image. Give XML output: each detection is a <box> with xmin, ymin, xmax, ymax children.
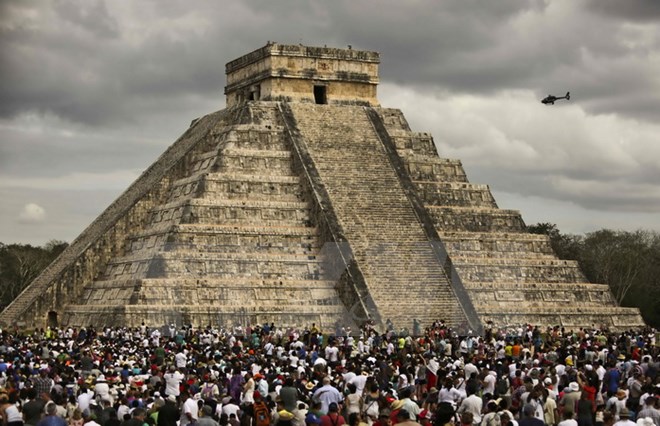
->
<box><xmin>0</xmin><ymin>240</ymin><xmax>68</xmax><ymax>307</ymax></box>
<box><xmin>527</xmin><ymin>224</ymin><xmax>660</xmax><ymax>327</ymax></box>
<box><xmin>527</xmin><ymin>222</ymin><xmax>582</xmax><ymax>260</ymax></box>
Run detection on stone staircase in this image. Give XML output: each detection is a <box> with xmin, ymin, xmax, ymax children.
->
<box><xmin>0</xmin><ymin>109</ymin><xmax>232</xmax><ymax>329</ymax></box>
<box><xmin>62</xmin><ymin>102</ymin><xmax>350</xmax><ymax>331</ymax></box>
<box><xmin>285</xmin><ymin>103</ymin><xmax>468</xmax><ymax>330</ymax></box>
<box><xmin>374</xmin><ymin>108</ymin><xmax>645</xmax><ymax>330</ymax></box>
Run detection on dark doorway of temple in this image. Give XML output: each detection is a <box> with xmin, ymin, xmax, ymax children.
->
<box><xmin>47</xmin><ymin>311</ymin><xmax>58</xmax><ymax>328</ymax></box>
<box><xmin>314</xmin><ymin>85</ymin><xmax>327</xmax><ymax>104</ymax></box>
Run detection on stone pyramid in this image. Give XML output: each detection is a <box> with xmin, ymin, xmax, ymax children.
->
<box><xmin>0</xmin><ymin>43</ymin><xmax>644</xmax><ymax>333</ymax></box>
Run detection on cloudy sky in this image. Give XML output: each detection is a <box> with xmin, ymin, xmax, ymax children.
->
<box><xmin>1</xmin><ymin>0</ymin><xmax>659</xmax><ymax>246</ymax></box>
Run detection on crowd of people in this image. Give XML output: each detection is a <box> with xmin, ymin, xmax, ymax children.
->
<box><xmin>0</xmin><ymin>321</ymin><xmax>657</xmax><ymax>426</ymax></box>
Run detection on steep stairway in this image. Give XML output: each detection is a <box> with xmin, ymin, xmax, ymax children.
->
<box><xmin>375</xmin><ymin>108</ymin><xmax>645</xmax><ymax>330</ymax></box>
<box><xmin>286</xmin><ymin>103</ymin><xmax>468</xmax><ymax>330</ymax></box>
<box><xmin>63</xmin><ymin>102</ymin><xmax>350</xmax><ymax>330</ymax></box>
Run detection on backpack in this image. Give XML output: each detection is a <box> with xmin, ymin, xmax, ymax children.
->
<box><xmin>495</xmin><ymin>377</ymin><xmax>509</xmax><ymax>396</ymax></box>
<box><xmin>253</xmin><ymin>401</ymin><xmax>271</xmax><ymax>426</ymax></box>
<box><xmin>202</xmin><ymin>383</ymin><xmax>216</xmax><ymax>399</ymax></box>
<box><xmin>363</xmin><ymin>396</ymin><xmax>380</xmax><ymax>419</ymax></box>
<box><xmin>484</xmin><ymin>412</ymin><xmax>501</xmax><ymax>426</ymax></box>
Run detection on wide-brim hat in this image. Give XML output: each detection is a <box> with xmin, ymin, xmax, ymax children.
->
<box><xmin>569</xmin><ymin>382</ymin><xmax>579</xmax><ymax>392</ymax></box>
<box><xmin>278</xmin><ymin>410</ymin><xmax>295</xmax><ymax>421</ymax></box>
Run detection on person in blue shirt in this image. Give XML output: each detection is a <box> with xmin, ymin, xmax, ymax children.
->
<box><xmin>36</xmin><ymin>402</ymin><xmax>67</xmax><ymax>426</ymax></box>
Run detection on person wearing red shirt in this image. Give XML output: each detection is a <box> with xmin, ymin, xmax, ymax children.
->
<box><xmin>320</xmin><ymin>403</ymin><xmax>345</xmax><ymax>426</ymax></box>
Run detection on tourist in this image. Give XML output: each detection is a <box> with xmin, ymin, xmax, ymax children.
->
<box><xmin>197</xmin><ymin>406</ymin><xmax>220</xmax><ymax>426</ymax></box>
<box><xmin>518</xmin><ymin>405</ymin><xmax>544</xmax><ymax>426</ymax></box>
<box><xmin>37</xmin><ymin>403</ymin><xmax>68</xmax><ymax>426</ymax></box>
<box><xmin>0</xmin><ymin>390</ymin><xmax>23</xmax><ymax>426</ymax></box>
<box><xmin>611</xmin><ymin>408</ymin><xmax>634</xmax><ymax>426</ymax></box>
<box><xmin>637</xmin><ymin>396</ymin><xmax>660</xmax><ymax>426</ymax></box>
<box><xmin>179</xmin><ymin>390</ymin><xmax>198</xmax><ymax>426</ymax></box>
<box><xmin>456</xmin><ymin>389</ymin><xmax>482</xmax><ymax>425</ymax></box>
<box><xmin>320</xmin><ymin>403</ymin><xmax>345</xmax><ymax>426</ymax></box>
<box><xmin>313</xmin><ymin>377</ymin><xmax>343</xmax><ymax>414</ymax></box>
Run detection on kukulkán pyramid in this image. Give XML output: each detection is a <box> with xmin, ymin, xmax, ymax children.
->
<box><xmin>1</xmin><ymin>43</ymin><xmax>645</xmax><ymax>333</ymax></box>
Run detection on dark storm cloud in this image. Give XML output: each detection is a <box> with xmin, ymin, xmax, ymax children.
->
<box><xmin>0</xmin><ymin>1</ymin><xmax>233</xmax><ymax>126</ymax></box>
<box><xmin>584</xmin><ymin>0</ymin><xmax>660</xmax><ymax>22</ymax></box>
<box><xmin>1</xmin><ymin>0</ymin><xmax>660</xmax><ymax>244</ymax></box>
<box><xmin>239</xmin><ymin>1</ymin><xmax>660</xmax><ymax>123</ymax></box>
<box><xmin>2</xmin><ymin>0</ymin><xmax>658</xmax><ymax>126</ymax></box>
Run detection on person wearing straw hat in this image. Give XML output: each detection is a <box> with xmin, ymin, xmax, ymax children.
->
<box><xmin>612</xmin><ymin>408</ymin><xmax>635</xmax><ymax>426</ymax></box>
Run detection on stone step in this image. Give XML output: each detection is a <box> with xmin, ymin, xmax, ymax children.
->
<box><xmin>389</xmin><ymin>132</ymin><xmax>438</xmax><ymax>156</ymax></box>
<box><xmin>469</xmin><ymin>288</ymin><xmax>615</xmax><ymax>307</ymax></box>
<box><xmin>477</xmin><ymin>308</ymin><xmax>644</xmax><ymax>331</ymax></box>
<box><xmin>219</xmin><ymin>148</ymin><xmax>293</xmax><ymax>172</ymax></box>
<box><xmin>376</xmin><ymin>108</ymin><xmax>411</xmax><ymax>132</ymax></box>
<box><xmin>80</xmin><ymin>279</ymin><xmax>342</xmax><ymax>307</ymax></box>
<box><xmin>225</xmin><ymin>125</ymin><xmax>289</xmax><ymax>151</ymax></box>
<box><xmin>127</xmin><ymin>223</ymin><xmax>321</xmax><ymax>254</ymax></box>
<box><xmin>200</xmin><ymin>173</ymin><xmax>304</xmax><ymax>202</ymax></box>
<box><xmin>186</xmin><ymin>123</ymin><xmax>284</xmax><ymax>170</ymax></box>
<box><xmin>439</xmin><ymin>231</ymin><xmax>553</xmax><ymax>255</ymax></box>
<box><xmin>477</xmin><ymin>305</ymin><xmax>641</xmax><ymax>316</ymax></box>
<box><xmin>450</xmin><ymin>251</ymin><xmax>556</xmax><ymax>260</ymax></box>
<box><xmin>413</xmin><ymin>181</ymin><xmax>498</xmax><ymax>208</ymax></box>
<box><xmin>66</xmin><ymin>302</ymin><xmax>348</xmax><ymax>313</ymax></box>
<box><xmin>146</xmin><ymin>198</ymin><xmax>313</xmax><ymax>228</ymax></box>
<box><xmin>63</xmin><ymin>303</ymin><xmax>350</xmax><ymax>333</ymax></box>
<box><xmin>462</xmin><ymin>281</ymin><xmax>611</xmax><ymax>292</ymax></box>
<box><xmin>451</xmin><ymin>257</ymin><xmax>579</xmax><ymax>267</ymax></box>
<box><xmin>428</xmin><ymin>206</ymin><xmax>526</xmax><ymax>232</ymax></box>
<box><xmin>401</xmin><ymin>157</ymin><xmax>468</xmax><ymax>183</ymax></box>
<box><xmin>127</xmin><ymin>224</ymin><xmax>318</xmax><ymax>252</ymax></box>
<box><xmin>184</xmin><ymin>198</ymin><xmax>312</xmax><ymax>225</ymax></box>
<box><xmin>455</xmin><ymin>262</ymin><xmax>587</xmax><ymax>283</ymax></box>
<box><xmin>103</xmin><ymin>250</ymin><xmax>327</xmax><ymax>281</ymax></box>
<box><xmin>90</xmin><ymin>277</ymin><xmax>338</xmax><ymax>289</ymax></box>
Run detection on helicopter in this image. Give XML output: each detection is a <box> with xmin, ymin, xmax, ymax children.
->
<box><xmin>541</xmin><ymin>91</ymin><xmax>570</xmax><ymax>105</ymax></box>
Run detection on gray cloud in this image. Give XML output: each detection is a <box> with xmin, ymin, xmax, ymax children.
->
<box><xmin>1</xmin><ymin>0</ymin><xmax>659</xmax><ymax>244</ymax></box>
<box><xmin>584</xmin><ymin>0</ymin><xmax>660</xmax><ymax>22</ymax></box>
<box><xmin>2</xmin><ymin>1</ymin><xmax>659</xmax><ymax>125</ymax></box>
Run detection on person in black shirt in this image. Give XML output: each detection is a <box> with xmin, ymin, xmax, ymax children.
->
<box><xmin>157</xmin><ymin>396</ymin><xmax>179</xmax><ymax>426</ymax></box>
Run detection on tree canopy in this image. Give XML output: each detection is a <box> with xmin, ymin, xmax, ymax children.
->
<box><xmin>0</xmin><ymin>240</ymin><xmax>67</xmax><ymax>308</ymax></box>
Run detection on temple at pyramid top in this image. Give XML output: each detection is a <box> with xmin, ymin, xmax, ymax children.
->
<box><xmin>224</xmin><ymin>42</ymin><xmax>380</xmax><ymax>107</ymax></box>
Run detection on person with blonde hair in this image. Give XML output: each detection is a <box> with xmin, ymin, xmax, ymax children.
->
<box><xmin>68</xmin><ymin>409</ymin><xmax>84</xmax><ymax>426</ymax></box>
<box><xmin>0</xmin><ymin>390</ymin><xmax>24</xmax><ymax>426</ymax></box>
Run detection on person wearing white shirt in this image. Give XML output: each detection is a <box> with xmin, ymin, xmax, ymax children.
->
<box><xmin>175</xmin><ymin>351</ymin><xmax>187</xmax><ymax>369</ymax></box>
<box><xmin>77</xmin><ymin>388</ymin><xmax>94</xmax><ymax>413</ymax></box>
<box><xmin>438</xmin><ymin>377</ymin><xmax>462</xmax><ymax>407</ymax></box>
<box><xmin>482</xmin><ymin>371</ymin><xmax>497</xmax><ymax>396</ymax></box>
<box><xmin>164</xmin><ymin>366</ymin><xmax>184</xmax><ymax>397</ymax></box>
<box><xmin>464</xmin><ymin>362</ymin><xmax>478</xmax><ymax>382</ymax></box>
<box><xmin>349</xmin><ymin>372</ymin><xmax>367</xmax><ymax>395</ymax></box>
<box><xmin>180</xmin><ymin>390</ymin><xmax>199</xmax><ymax>426</ymax></box>
<box><xmin>325</xmin><ymin>344</ymin><xmax>339</xmax><ymax>364</ymax></box>
<box><xmin>456</xmin><ymin>390</ymin><xmax>483</xmax><ymax>425</ymax></box>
